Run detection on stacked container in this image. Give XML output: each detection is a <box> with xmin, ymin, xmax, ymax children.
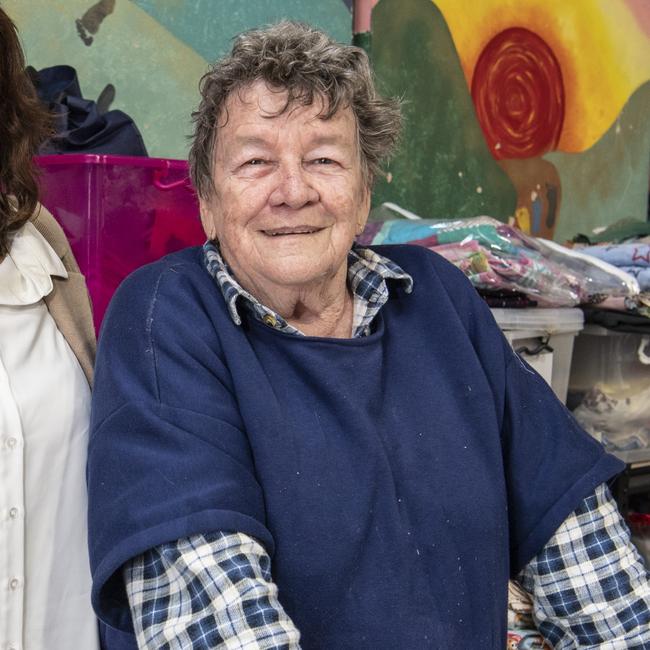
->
<box><xmin>36</xmin><ymin>155</ymin><xmax>205</xmax><ymax>330</ymax></box>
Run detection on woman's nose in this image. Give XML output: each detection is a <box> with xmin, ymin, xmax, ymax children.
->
<box><xmin>269</xmin><ymin>164</ymin><xmax>319</xmax><ymax>209</ymax></box>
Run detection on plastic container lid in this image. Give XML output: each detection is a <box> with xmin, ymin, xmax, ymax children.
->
<box><xmin>491</xmin><ymin>308</ymin><xmax>584</xmax><ymax>334</ymax></box>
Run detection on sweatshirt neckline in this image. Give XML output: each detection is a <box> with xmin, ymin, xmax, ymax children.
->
<box><xmin>246</xmin><ymin>307</ymin><xmax>386</xmax><ymax>347</ymax></box>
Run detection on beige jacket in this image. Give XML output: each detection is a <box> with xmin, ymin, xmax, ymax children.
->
<box><xmin>31</xmin><ymin>205</ymin><xmax>96</xmax><ymax>385</ymax></box>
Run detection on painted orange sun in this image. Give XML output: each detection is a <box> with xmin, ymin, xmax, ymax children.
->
<box><xmin>432</xmin><ymin>0</ymin><xmax>650</xmax><ymax>153</ymax></box>
<box><xmin>471</xmin><ymin>27</ymin><xmax>565</xmax><ymax>159</ymax></box>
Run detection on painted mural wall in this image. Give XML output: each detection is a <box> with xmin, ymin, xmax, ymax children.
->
<box><xmin>4</xmin><ymin>0</ymin><xmax>353</xmax><ymax>159</ymax></box>
<box><xmin>371</xmin><ymin>0</ymin><xmax>650</xmax><ymax>242</ymax></box>
<box><xmin>6</xmin><ymin>0</ymin><xmax>649</xmax><ymax>242</ymax></box>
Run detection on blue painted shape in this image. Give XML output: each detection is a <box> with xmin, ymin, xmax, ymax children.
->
<box><xmin>130</xmin><ymin>0</ymin><xmax>352</xmax><ymax>61</ymax></box>
<box><xmin>532</xmin><ymin>196</ymin><xmax>542</xmax><ymax>234</ymax></box>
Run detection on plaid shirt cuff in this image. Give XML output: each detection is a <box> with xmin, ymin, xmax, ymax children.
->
<box><xmin>519</xmin><ymin>483</ymin><xmax>650</xmax><ymax>649</ymax></box>
<box><xmin>124</xmin><ymin>532</ymin><xmax>301</xmax><ymax>649</ymax></box>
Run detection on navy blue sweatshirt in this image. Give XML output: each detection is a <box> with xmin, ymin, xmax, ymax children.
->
<box><xmin>88</xmin><ymin>244</ymin><xmax>622</xmax><ymax>649</ymax></box>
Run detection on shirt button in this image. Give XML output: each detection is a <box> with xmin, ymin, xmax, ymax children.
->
<box><xmin>9</xmin><ymin>507</ymin><xmax>19</xmax><ymax>519</ymax></box>
<box><xmin>262</xmin><ymin>314</ymin><xmax>278</xmax><ymax>327</ymax></box>
<box><xmin>6</xmin><ymin>437</ymin><xmax>17</xmax><ymax>449</ymax></box>
<box><xmin>9</xmin><ymin>577</ymin><xmax>21</xmax><ymax>590</ymax></box>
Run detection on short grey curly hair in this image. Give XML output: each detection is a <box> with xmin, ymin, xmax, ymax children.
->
<box><xmin>189</xmin><ymin>21</ymin><xmax>402</xmax><ymax>199</ymax></box>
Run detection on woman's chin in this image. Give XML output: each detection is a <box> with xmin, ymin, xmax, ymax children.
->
<box><xmin>258</xmin><ymin>257</ymin><xmax>337</xmax><ymax>291</ymax></box>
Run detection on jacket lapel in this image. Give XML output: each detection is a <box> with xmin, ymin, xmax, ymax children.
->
<box><xmin>31</xmin><ymin>205</ymin><xmax>96</xmax><ymax>386</ymax></box>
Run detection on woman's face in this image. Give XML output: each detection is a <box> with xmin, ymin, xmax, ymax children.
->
<box><xmin>199</xmin><ymin>80</ymin><xmax>370</xmax><ymax>294</ymax></box>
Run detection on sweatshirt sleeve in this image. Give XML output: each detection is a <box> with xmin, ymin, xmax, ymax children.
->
<box><xmin>87</xmin><ymin>259</ymin><xmax>273</xmax><ymax>634</ymax></box>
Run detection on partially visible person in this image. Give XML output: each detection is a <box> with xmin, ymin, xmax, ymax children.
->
<box><xmin>0</xmin><ymin>7</ymin><xmax>99</xmax><ymax>650</ymax></box>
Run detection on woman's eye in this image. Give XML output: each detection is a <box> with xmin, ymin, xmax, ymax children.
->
<box><xmin>313</xmin><ymin>158</ymin><xmax>334</xmax><ymax>165</ymax></box>
<box><xmin>246</xmin><ymin>159</ymin><xmax>265</xmax><ymax>166</ymax></box>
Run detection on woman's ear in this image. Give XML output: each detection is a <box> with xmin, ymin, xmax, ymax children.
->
<box><xmin>355</xmin><ymin>186</ymin><xmax>372</xmax><ymax>236</ymax></box>
<box><xmin>199</xmin><ymin>199</ymin><xmax>218</xmax><ymax>241</ymax></box>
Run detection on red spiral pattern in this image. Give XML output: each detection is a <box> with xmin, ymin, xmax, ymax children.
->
<box><xmin>471</xmin><ymin>27</ymin><xmax>565</xmax><ymax>160</ymax></box>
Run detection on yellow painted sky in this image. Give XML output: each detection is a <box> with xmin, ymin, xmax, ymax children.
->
<box><xmin>433</xmin><ymin>0</ymin><xmax>650</xmax><ymax>152</ymax></box>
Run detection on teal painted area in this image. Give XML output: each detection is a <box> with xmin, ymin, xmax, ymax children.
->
<box><xmin>352</xmin><ymin>31</ymin><xmax>372</xmax><ymax>56</ymax></box>
<box><xmin>6</xmin><ymin>0</ymin><xmax>209</xmax><ymax>159</ymax></box>
<box><xmin>370</xmin><ymin>0</ymin><xmax>517</xmax><ymax>220</ymax></box>
<box><xmin>131</xmin><ymin>0</ymin><xmax>353</xmax><ymax>59</ymax></box>
<box><xmin>5</xmin><ymin>0</ymin><xmax>351</xmax><ymax>159</ymax></box>
<box><xmin>547</xmin><ymin>81</ymin><xmax>650</xmax><ymax>243</ymax></box>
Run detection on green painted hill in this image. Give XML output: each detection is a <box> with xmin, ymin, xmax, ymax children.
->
<box><xmin>546</xmin><ymin>81</ymin><xmax>650</xmax><ymax>243</ymax></box>
<box><xmin>371</xmin><ymin>0</ymin><xmax>516</xmax><ymax>220</ymax></box>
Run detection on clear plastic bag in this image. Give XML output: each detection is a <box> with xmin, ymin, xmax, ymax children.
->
<box><xmin>362</xmin><ymin>213</ymin><xmax>639</xmax><ymax>307</ymax></box>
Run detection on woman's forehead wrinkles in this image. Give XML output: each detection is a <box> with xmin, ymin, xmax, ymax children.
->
<box><xmin>213</xmin><ymin>83</ymin><xmax>358</xmax><ymax>165</ymax></box>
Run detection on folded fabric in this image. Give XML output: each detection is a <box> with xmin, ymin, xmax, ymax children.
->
<box><xmin>618</xmin><ymin>266</ymin><xmax>650</xmax><ymax>291</ymax></box>
<box><xmin>583</xmin><ymin>307</ymin><xmax>650</xmax><ymax>333</ymax></box>
<box><xmin>573</xmin><ymin>218</ymin><xmax>650</xmax><ymax>245</ymax></box>
<box><xmin>362</xmin><ymin>216</ymin><xmax>641</xmax><ymax>306</ymax></box>
<box><xmin>479</xmin><ymin>290</ymin><xmax>537</xmax><ymax>309</ymax></box>
<box><xmin>580</xmin><ymin>244</ymin><xmax>650</xmax><ymax>268</ymax></box>
<box><xmin>426</xmin><ymin>240</ymin><xmax>579</xmax><ymax>306</ymax></box>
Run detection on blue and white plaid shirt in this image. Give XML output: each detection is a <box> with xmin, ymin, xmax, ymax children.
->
<box><xmin>123</xmin><ymin>243</ymin><xmax>650</xmax><ymax>650</ymax></box>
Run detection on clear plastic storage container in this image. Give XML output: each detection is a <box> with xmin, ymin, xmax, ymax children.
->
<box><xmin>492</xmin><ymin>308</ymin><xmax>584</xmax><ymax>404</ymax></box>
<box><xmin>36</xmin><ymin>154</ymin><xmax>204</xmax><ymax>330</ymax></box>
<box><xmin>569</xmin><ymin>325</ymin><xmax>650</xmax><ymax>396</ymax></box>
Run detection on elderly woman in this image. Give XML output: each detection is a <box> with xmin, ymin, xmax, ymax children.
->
<box><xmin>0</xmin><ymin>7</ymin><xmax>99</xmax><ymax>650</ymax></box>
<box><xmin>88</xmin><ymin>22</ymin><xmax>650</xmax><ymax>650</ymax></box>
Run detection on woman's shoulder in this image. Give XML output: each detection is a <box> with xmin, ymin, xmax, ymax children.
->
<box><xmin>105</xmin><ymin>247</ymin><xmax>215</xmax><ymax>330</ymax></box>
<box><xmin>29</xmin><ymin>203</ymin><xmax>80</xmax><ymax>272</ymax></box>
<box><xmin>116</xmin><ymin>247</ymin><xmax>209</xmax><ymax>300</ymax></box>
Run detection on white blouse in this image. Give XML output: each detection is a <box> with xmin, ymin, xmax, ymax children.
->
<box><xmin>0</xmin><ymin>223</ymin><xmax>99</xmax><ymax>650</ymax></box>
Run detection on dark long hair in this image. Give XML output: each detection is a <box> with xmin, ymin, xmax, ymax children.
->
<box><xmin>0</xmin><ymin>7</ymin><xmax>52</xmax><ymax>257</ymax></box>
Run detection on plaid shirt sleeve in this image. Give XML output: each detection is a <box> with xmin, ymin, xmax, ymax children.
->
<box><xmin>124</xmin><ymin>532</ymin><xmax>301</xmax><ymax>649</ymax></box>
<box><xmin>519</xmin><ymin>483</ymin><xmax>650</xmax><ymax>649</ymax></box>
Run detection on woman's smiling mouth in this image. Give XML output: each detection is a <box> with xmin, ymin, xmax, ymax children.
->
<box><xmin>262</xmin><ymin>226</ymin><xmax>323</xmax><ymax>236</ymax></box>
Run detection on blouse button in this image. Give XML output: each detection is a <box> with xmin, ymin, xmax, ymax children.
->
<box><xmin>6</xmin><ymin>437</ymin><xmax>17</xmax><ymax>449</ymax></box>
<box><xmin>9</xmin><ymin>577</ymin><xmax>20</xmax><ymax>590</ymax></box>
<box><xmin>9</xmin><ymin>507</ymin><xmax>19</xmax><ymax>519</ymax></box>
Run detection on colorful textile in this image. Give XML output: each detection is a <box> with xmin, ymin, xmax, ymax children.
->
<box><xmin>581</xmin><ymin>244</ymin><xmax>650</xmax><ymax>268</ymax></box>
<box><xmin>425</xmin><ymin>239</ymin><xmax>578</xmax><ymax>306</ymax></box>
<box><xmin>361</xmin><ymin>217</ymin><xmax>637</xmax><ymax>307</ymax></box>
<box><xmin>507</xmin><ymin>630</ymin><xmax>551</xmax><ymax>649</ymax></box>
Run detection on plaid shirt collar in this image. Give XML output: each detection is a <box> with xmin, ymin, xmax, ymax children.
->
<box><xmin>202</xmin><ymin>241</ymin><xmax>413</xmax><ymax>338</ymax></box>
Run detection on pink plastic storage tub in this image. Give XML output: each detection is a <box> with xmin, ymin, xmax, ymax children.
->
<box><xmin>36</xmin><ymin>154</ymin><xmax>205</xmax><ymax>330</ymax></box>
